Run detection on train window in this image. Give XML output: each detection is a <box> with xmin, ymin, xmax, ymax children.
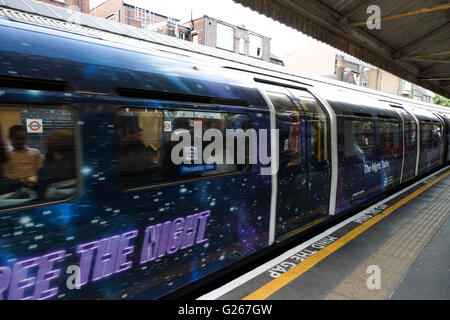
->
<box><xmin>300</xmin><ymin>97</ymin><xmax>328</xmax><ymax>162</ymax></box>
<box><xmin>116</xmin><ymin>108</ymin><xmax>252</xmax><ymax>190</ymax></box>
<box><xmin>446</xmin><ymin>116</ymin><xmax>450</xmax><ymax>161</ymax></box>
<box><xmin>344</xmin><ymin>118</ymin><xmax>375</xmax><ymax>157</ymax></box>
<box><xmin>404</xmin><ymin>120</ymin><xmax>417</xmax><ymax>152</ymax></box>
<box><xmin>432</xmin><ymin>123</ymin><xmax>442</xmax><ymax>146</ymax></box>
<box><xmin>420</xmin><ymin>122</ymin><xmax>432</xmax><ymax>150</ymax></box>
<box><xmin>379</xmin><ymin>121</ymin><xmax>401</xmax><ymax>156</ymax></box>
<box><xmin>267</xmin><ymin>92</ymin><xmax>299</xmax><ymax>115</ymax></box>
<box><xmin>266</xmin><ymin>92</ymin><xmax>302</xmax><ymax>166</ymax></box>
<box><xmin>0</xmin><ymin>106</ymin><xmax>79</xmax><ymax>211</ymax></box>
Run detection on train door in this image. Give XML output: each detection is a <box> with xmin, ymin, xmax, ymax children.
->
<box><xmin>289</xmin><ymin>89</ymin><xmax>331</xmax><ymax>225</ymax></box>
<box><xmin>418</xmin><ymin>119</ymin><xmax>441</xmax><ymax>173</ymax></box>
<box><xmin>336</xmin><ymin>113</ymin><xmax>377</xmax><ymax>213</ymax></box>
<box><xmin>418</xmin><ymin>120</ymin><xmax>429</xmax><ymax>174</ymax></box>
<box><xmin>261</xmin><ymin>84</ymin><xmax>307</xmax><ymax>240</ymax></box>
<box><xmin>434</xmin><ymin>113</ymin><xmax>447</xmax><ymax>165</ymax></box>
<box><xmin>398</xmin><ymin>109</ymin><xmax>418</xmax><ymax>182</ymax></box>
<box><xmin>445</xmin><ymin>115</ymin><xmax>450</xmax><ymax>161</ymax></box>
<box><xmin>432</xmin><ymin>121</ymin><xmax>444</xmax><ymax>167</ymax></box>
<box><xmin>377</xmin><ymin>114</ymin><xmax>403</xmax><ymax>189</ymax></box>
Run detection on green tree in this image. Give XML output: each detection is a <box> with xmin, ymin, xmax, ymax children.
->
<box><xmin>433</xmin><ymin>95</ymin><xmax>450</xmax><ymax>107</ymax></box>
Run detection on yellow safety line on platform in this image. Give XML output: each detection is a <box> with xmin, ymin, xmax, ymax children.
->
<box><xmin>242</xmin><ymin>170</ymin><xmax>450</xmax><ymax>300</ymax></box>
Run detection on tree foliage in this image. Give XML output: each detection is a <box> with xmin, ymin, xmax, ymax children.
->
<box><xmin>433</xmin><ymin>95</ymin><xmax>450</xmax><ymax>107</ymax></box>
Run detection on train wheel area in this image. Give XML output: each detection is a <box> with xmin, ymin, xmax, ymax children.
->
<box><xmin>198</xmin><ymin>167</ymin><xmax>450</xmax><ymax>300</ymax></box>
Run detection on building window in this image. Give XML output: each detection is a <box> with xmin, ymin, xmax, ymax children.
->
<box><xmin>239</xmin><ymin>38</ymin><xmax>245</xmax><ymax>54</ymax></box>
<box><xmin>216</xmin><ymin>23</ymin><xmax>234</xmax><ymax>51</ymax></box>
<box><xmin>135</xmin><ymin>7</ymin><xmax>146</xmax><ymax>21</ymax></box>
<box><xmin>249</xmin><ymin>34</ymin><xmax>262</xmax><ymax>58</ymax></box>
<box><xmin>192</xmin><ymin>34</ymin><xmax>199</xmax><ymax>44</ymax></box>
<box><xmin>168</xmin><ymin>27</ymin><xmax>175</xmax><ymax>37</ymax></box>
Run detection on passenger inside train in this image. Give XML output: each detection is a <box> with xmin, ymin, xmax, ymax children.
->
<box><xmin>3</xmin><ymin>125</ymin><xmax>42</xmax><ymax>184</ymax></box>
<box><xmin>35</xmin><ymin>130</ymin><xmax>77</xmax><ymax>199</ymax></box>
<box><xmin>0</xmin><ymin>106</ymin><xmax>78</xmax><ymax>209</ymax></box>
<box><xmin>0</xmin><ymin>126</ymin><xmax>24</xmax><ymax>196</ymax></box>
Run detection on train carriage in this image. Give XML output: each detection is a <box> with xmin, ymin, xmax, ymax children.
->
<box><xmin>0</xmin><ymin>14</ymin><xmax>449</xmax><ymax>300</ymax></box>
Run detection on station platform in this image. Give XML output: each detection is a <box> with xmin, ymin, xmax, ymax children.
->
<box><xmin>198</xmin><ymin>167</ymin><xmax>450</xmax><ymax>300</ymax></box>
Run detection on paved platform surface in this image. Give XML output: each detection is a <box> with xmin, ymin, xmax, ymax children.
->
<box><xmin>200</xmin><ymin>169</ymin><xmax>450</xmax><ymax>300</ymax></box>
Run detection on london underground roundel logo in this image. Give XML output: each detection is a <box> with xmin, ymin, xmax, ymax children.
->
<box><xmin>164</xmin><ymin>121</ymin><xmax>172</xmax><ymax>132</ymax></box>
<box><xmin>26</xmin><ymin>119</ymin><xmax>43</xmax><ymax>133</ymax></box>
<box><xmin>28</xmin><ymin>121</ymin><xmax>41</xmax><ymax>131</ymax></box>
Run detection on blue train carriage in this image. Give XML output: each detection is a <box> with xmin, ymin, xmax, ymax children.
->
<box><xmin>389</xmin><ymin>104</ymin><xmax>419</xmax><ymax>183</ymax></box>
<box><xmin>406</xmin><ymin>106</ymin><xmax>446</xmax><ymax>175</ymax></box>
<box><xmin>0</xmin><ymin>20</ymin><xmax>275</xmax><ymax>299</ymax></box>
<box><xmin>431</xmin><ymin>111</ymin><xmax>450</xmax><ymax>164</ymax></box>
<box><xmin>317</xmin><ymin>89</ymin><xmax>401</xmax><ymax>214</ymax></box>
<box><xmin>0</xmin><ymin>13</ymin><xmax>450</xmax><ymax>301</ymax></box>
<box><xmin>443</xmin><ymin>114</ymin><xmax>450</xmax><ymax>162</ymax></box>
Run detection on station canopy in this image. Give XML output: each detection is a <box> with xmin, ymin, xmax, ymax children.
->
<box><xmin>0</xmin><ymin>0</ymin><xmax>449</xmax><ymax>100</ymax></box>
<box><xmin>233</xmin><ymin>0</ymin><xmax>450</xmax><ymax>98</ymax></box>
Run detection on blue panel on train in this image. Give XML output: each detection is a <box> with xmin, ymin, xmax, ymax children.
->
<box><xmin>179</xmin><ymin>164</ymin><xmax>217</xmax><ymax>175</ymax></box>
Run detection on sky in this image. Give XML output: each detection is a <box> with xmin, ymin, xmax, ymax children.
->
<box><xmin>90</xmin><ymin>0</ymin><xmax>326</xmax><ymax>60</ymax></box>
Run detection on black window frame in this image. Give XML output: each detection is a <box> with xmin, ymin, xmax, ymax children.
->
<box><xmin>0</xmin><ymin>103</ymin><xmax>82</xmax><ymax>214</ymax></box>
<box><xmin>115</xmin><ymin>105</ymin><xmax>255</xmax><ymax>192</ymax></box>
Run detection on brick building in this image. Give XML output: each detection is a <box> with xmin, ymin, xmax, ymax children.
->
<box><xmin>89</xmin><ymin>0</ymin><xmax>190</xmax><ymax>39</ymax></box>
<box><xmin>187</xmin><ymin>16</ymin><xmax>272</xmax><ymax>63</ymax></box>
<box><xmin>150</xmin><ymin>21</ymin><xmax>191</xmax><ymax>40</ymax></box>
<box><xmin>33</xmin><ymin>0</ymin><xmax>90</xmax><ymax>13</ymax></box>
<box><xmin>32</xmin><ymin>1</ymin><xmax>276</xmax><ymax>62</ymax></box>
<box><xmin>362</xmin><ymin>69</ymin><xmax>435</xmax><ymax>102</ymax></box>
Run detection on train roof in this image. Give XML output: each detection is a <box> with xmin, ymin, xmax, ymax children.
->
<box><xmin>406</xmin><ymin>106</ymin><xmax>443</xmax><ymax>123</ymax></box>
<box><xmin>0</xmin><ymin>19</ymin><xmax>266</xmax><ymax>107</ymax></box>
<box><xmin>0</xmin><ymin>0</ymin><xmax>449</xmax><ymax>117</ymax></box>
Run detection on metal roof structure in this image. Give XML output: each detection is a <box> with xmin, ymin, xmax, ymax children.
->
<box><xmin>0</xmin><ymin>0</ymin><xmax>281</xmax><ymax>70</ymax></box>
<box><xmin>0</xmin><ymin>0</ymin><xmax>449</xmax><ymax>115</ymax></box>
<box><xmin>233</xmin><ymin>0</ymin><xmax>450</xmax><ymax>98</ymax></box>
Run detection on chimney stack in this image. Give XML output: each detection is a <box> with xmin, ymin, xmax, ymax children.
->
<box><xmin>336</xmin><ymin>55</ymin><xmax>345</xmax><ymax>81</ymax></box>
<box><xmin>80</xmin><ymin>0</ymin><xmax>90</xmax><ymax>14</ymax></box>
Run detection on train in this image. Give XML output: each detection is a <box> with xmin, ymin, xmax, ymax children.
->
<box><xmin>0</xmin><ymin>12</ymin><xmax>449</xmax><ymax>300</ymax></box>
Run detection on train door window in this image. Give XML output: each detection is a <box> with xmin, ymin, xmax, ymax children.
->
<box><xmin>420</xmin><ymin>122</ymin><xmax>432</xmax><ymax>151</ymax></box>
<box><xmin>402</xmin><ymin>114</ymin><xmax>418</xmax><ymax>179</ymax></box>
<box><xmin>446</xmin><ymin>116</ymin><xmax>450</xmax><ymax>160</ymax></box>
<box><xmin>432</xmin><ymin>123</ymin><xmax>442</xmax><ymax>147</ymax></box>
<box><xmin>116</xmin><ymin>107</ymin><xmax>252</xmax><ymax>190</ymax></box>
<box><xmin>404</xmin><ymin>115</ymin><xmax>417</xmax><ymax>152</ymax></box>
<box><xmin>379</xmin><ymin>120</ymin><xmax>401</xmax><ymax>157</ymax></box>
<box><xmin>266</xmin><ymin>92</ymin><xmax>302</xmax><ymax>166</ymax></box>
<box><xmin>297</xmin><ymin>95</ymin><xmax>328</xmax><ymax>162</ymax></box>
<box><xmin>0</xmin><ymin>105</ymin><xmax>79</xmax><ymax>211</ymax></box>
<box><xmin>343</xmin><ymin>118</ymin><xmax>376</xmax><ymax>158</ymax></box>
